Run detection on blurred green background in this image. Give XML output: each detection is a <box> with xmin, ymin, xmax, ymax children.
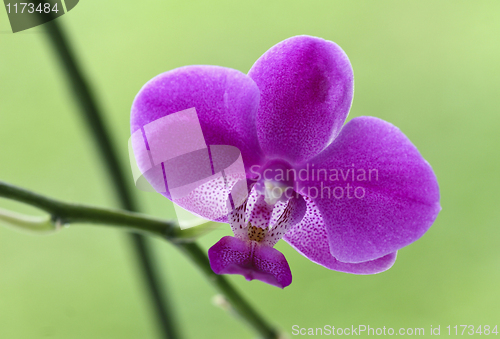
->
<box><xmin>1</xmin><ymin>1</ymin><xmax>499</xmax><ymax>338</ymax></box>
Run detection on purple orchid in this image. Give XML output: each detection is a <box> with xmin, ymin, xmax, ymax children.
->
<box><xmin>131</xmin><ymin>35</ymin><xmax>440</xmax><ymax>288</ymax></box>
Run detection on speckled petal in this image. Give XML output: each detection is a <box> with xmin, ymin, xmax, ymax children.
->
<box><xmin>284</xmin><ymin>197</ymin><xmax>397</xmax><ymax>274</ymax></box>
<box><xmin>131</xmin><ymin>65</ymin><xmax>264</xmax><ymax>180</ymax></box>
<box><xmin>228</xmin><ymin>198</ymin><xmax>248</xmax><ymax>240</ymax></box>
<box><xmin>131</xmin><ymin>66</ymin><xmax>263</xmax><ymax>221</ymax></box>
<box><xmin>296</xmin><ymin>116</ymin><xmax>440</xmax><ymax>263</ymax></box>
<box><xmin>262</xmin><ymin>194</ymin><xmax>306</xmax><ymax>247</ymax></box>
<box><xmin>208</xmin><ymin>236</ymin><xmax>292</xmax><ymax>288</ymax></box>
<box><xmin>248</xmin><ymin>35</ymin><xmax>354</xmax><ymax>164</ymax></box>
<box><xmin>248</xmin><ymin>194</ymin><xmax>274</xmax><ymax>229</ymax></box>
<box><xmin>251</xmin><ymin>244</ymin><xmax>292</xmax><ymax>288</ymax></box>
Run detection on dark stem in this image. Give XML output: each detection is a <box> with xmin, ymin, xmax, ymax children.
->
<box><xmin>43</xmin><ymin>18</ymin><xmax>180</xmax><ymax>339</ymax></box>
<box><xmin>0</xmin><ymin>180</ymin><xmax>176</xmax><ymax>236</ymax></box>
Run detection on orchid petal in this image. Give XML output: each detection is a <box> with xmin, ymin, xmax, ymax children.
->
<box><xmin>296</xmin><ymin>116</ymin><xmax>440</xmax><ymax>263</ymax></box>
<box><xmin>248</xmin><ymin>35</ymin><xmax>354</xmax><ymax>164</ymax></box>
<box><xmin>262</xmin><ymin>194</ymin><xmax>306</xmax><ymax>247</ymax></box>
<box><xmin>228</xmin><ymin>195</ymin><xmax>249</xmax><ymax>240</ymax></box>
<box><xmin>131</xmin><ymin>65</ymin><xmax>263</xmax><ymax>179</ymax></box>
<box><xmin>248</xmin><ymin>194</ymin><xmax>274</xmax><ymax>229</ymax></box>
<box><xmin>284</xmin><ymin>197</ymin><xmax>397</xmax><ymax>274</ymax></box>
<box><xmin>130</xmin><ymin>66</ymin><xmax>262</xmax><ymax>221</ymax></box>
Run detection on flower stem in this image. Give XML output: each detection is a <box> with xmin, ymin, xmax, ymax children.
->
<box><xmin>43</xmin><ymin>18</ymin><xmax>180</xmax><ymax>339</ymax></box>
<box><xmin>0</xmin><ymin>180</ymin><xmax>185</xmax><ymax>238</ymax></box>
<box><xmin>0</xmin><ymin>181</ymin><xmax>279</xmax><ymax>338</ymax></box>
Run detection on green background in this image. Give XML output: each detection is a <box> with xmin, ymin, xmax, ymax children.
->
<box><xmin>1</xmin><ymin>1</ymin><xmax>499</xmax><ymax>338</ymax></box>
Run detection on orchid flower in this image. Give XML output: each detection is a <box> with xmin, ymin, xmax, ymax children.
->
<box><xmin>130</xmin><ymin>35</ymin><xmax>440</xmax><ymax>288</ymax></box>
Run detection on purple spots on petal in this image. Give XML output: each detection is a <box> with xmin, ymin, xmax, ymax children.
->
<box><xmin>208</xmin><ymin>236</ymin><xmax>292</xmax><ymax>288</ymax></box>
<box><xmin>296</xmin><ymin>117</ymin><xmax>440</xmax><ymax>263</ymax></box>
<box><xmin>248</xmin><ymin>194</ymin><xmax>274</xmax><ymax>229</ymax></box>
<box><xmin>248</xmin><ymin>35</ymin><xmax>354</xmax><ymax>164</ymax></box>
<box><xmin>284</xmin><ymin>197</ymin><xmax>397</xmax><ymax>274</ymax></box>
<box><xmin>262</xmin><ymin>193</ymin><xmax>307</xmax><ymax>247</ymax></box>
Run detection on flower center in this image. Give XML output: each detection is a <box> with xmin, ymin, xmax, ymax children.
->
<box><xmin>255</xmin><ymin>159</ymin><xmax>295</xmax><ymax>207</ymax></box>
<box><xmin>247</xmin><ymin>223</ymin><xmax>267</xmax><ymax>242</ymax></box>
<box><xmin>263</xmin><ymin>181</ymin><xmax>288</xmax><ymax>205</ymax></box>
